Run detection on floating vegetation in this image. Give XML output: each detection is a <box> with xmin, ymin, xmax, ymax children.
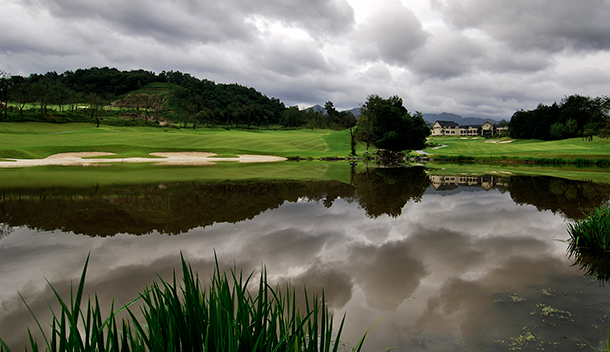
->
<box><xmin>511</xmin><ymin>327</ymin><xmax>537</xmax><ymax>346</ymax></box>
<box><xmin>0</xmin><ymin>254</ymin><xmax>368</xmax><ymax>352</ymax></box>
<box><xmin>494</xmin><ymin>326</ymin><xmax>538</xmax><ymax>351</ymax></box>
<box><xmin>509</xmin><ymin>293</ymin><xmax>527</xmax><ymax>303</ymax></box>
<box><xmin>541</xmin><ymin>288</ymin><xmax>556</xmax><ymax>297</ymax></box>
<box><xmin>534</xmin><ymin>304</ymin><xmax>573</xmax><ymax>321</ymax></box>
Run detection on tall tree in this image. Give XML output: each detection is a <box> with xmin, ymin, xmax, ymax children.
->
<box><xmin>510</xmin><ymin>94</ymin><xmax>610</xmax><ymax>140</ymax></box>
<box><xmin>324</xmin><ymin>101</ymin><xmax>338</xmax><ymax>117</ymax></box>
<box><xmin>8</xmin><ymin>76</ymin><xmax>31</xmax><ymax>118</ymax></box>
<box><xmin>359</xmin><ymin>94</ymin><xmax>430</xmax><ymax>151</ymax></box>
<box><xmin>31</xmin><ymin>76</ymin><xmax>53</xmax><ymax>117</ymax></box>
<box><xmin>0</xmin><ymin>70</ymin><xmax>10</xmax><ymax>121</ymax></box>
<box><xmin>349</xmin><ymin>126</ymin><xmax>357</xmax><ymax>156</ymax></box>
<box><xmin>355</xmin><ymin>112</ymin><xmax>374</xmax><ymax>150</ymax></box>
<box><xmin>88</xmin><ymin>93</ymin><xmax>103</xmax><ymax>127</ymax></box>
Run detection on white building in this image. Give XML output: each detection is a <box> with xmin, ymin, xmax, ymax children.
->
<box><xmin>430</xmin><ymin>120</ymin><xmax>504</xmax><ymax>137</ymax></box>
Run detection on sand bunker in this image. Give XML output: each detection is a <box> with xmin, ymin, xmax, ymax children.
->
<box><xmin>150</xmin><ymin>152</ymin><xmax>216</xmax><ymax>158</ymax></box>
<box><xmin>45</xmin><ymin>152</ymin><xmax>117</xmax><ymax>159</ymax></box>
<box><xmin>0</xmin><ymin>152</ymin><xmax>287</xmax><ymax>168</ymax></box>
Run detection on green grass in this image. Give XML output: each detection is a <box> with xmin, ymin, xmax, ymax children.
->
<box><xmin>0</xmin><ymin>123</ymin><xmax>356</xmax><ymax>160</ymax></box>
<box><xmin>0</xmin><ymin>161</ymin><xmax>356</xmax><ymax>188</ymax></box>
<box><xmin>0</xmin><ymin>254</ymin><xmax>368</xmax><ymax>352</ymax></box>
<box><xmin>426</xmin><ymin>136</ymin><xmax>610</xmax><ymax>160</ymax></box>
<box><xmin>566</xmin><ymin>205</ymin><xmax>610</xmax><ymax>286</ymax></box>
<box><xmin>425</xmin><ymin>162</ymin><xmax>610</xmax><ymax>184</ymax></box>
<box><xmin>2</xmin><ymin>123</ymin><xmax>610</xmax><ymax>186</ymax></box>
<box><xmin>3</xmin><ymin>123</ymin><xmax>609</xmax><ymax>162</ymax></box>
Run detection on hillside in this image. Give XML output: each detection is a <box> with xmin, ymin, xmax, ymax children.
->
<box><xmin>0</xmin><ymin>68</ymin><xmax>353</xmax><ymax>130</ymax></box>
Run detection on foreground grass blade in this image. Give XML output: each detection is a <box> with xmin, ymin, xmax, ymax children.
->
<box><xmin>1</xmin><ymin>253</ymin><xmax>370</xmax><ymax>352</ymax></box>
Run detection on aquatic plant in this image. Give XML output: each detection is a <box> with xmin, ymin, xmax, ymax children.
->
<box><xmin>567</xmin><ymin>204</ymin><xmax>610</xmax><ymax>253</ymax></box>
<box><xmin>0</xmin><ymin>254</ymin><xmax>367</xmax><ymax>352</ymax></box>
<box><xmin>567</xmin><ymin>204</ymin><xmax>610</xmax><ymax>285</ymax></box>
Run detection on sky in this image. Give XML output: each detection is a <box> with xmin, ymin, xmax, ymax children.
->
<box><xmin>2</xmin><ymin>0</ymin><xmax>610</xmax><ymax>120</ymax></box>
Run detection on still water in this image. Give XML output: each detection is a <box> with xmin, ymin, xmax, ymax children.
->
<box><xmin>1</xmin><ymin>166</ymin><xmax>610</xmax><ymax>351</ymax></box>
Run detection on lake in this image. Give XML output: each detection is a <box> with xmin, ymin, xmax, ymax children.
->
<box><xmin>1</xmin><ymin>165</ymin><xmax>610</xmax><ymax>351</ymax></box>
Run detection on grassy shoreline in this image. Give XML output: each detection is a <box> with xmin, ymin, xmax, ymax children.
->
<box><xmin>1</xmin><ymin>123</ymin><xmax>610</xmax><ymax>184</ymax></box>
<box><xmin>425</xmin><ymin>136</ymin><xmax>610</xmax><ymax>161</ymax></box>
<box><xmin>2</xmin><ymin>123</ymin><xmax>610</xmax><ymax>161</ymax></box>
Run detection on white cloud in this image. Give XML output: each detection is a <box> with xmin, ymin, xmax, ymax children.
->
<box><xmin>351</xmin><ymin>0</ymin><xmax>428</xmax><ymax>66</ymax></box>
<box><xmin>2</xmin><ymin>0</ymin><xmax>610</xmax><ymax>118</ymax></box>
<box><xmin>434</xmin><ymin>0</ymin><xmax>610</xmax><ymax>52</ymax></box>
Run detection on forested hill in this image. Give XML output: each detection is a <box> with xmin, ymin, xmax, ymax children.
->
<box><xmin>0</xmin><ymin>67</ymin><xmax>357</xmax><ymax>129</ymax></box>
<box><xmin>4</xmin><ymin>67</ymin><xmax>275</xmax><ymax>104</ymax></box>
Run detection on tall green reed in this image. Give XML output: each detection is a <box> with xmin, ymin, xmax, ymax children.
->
<box><xmin>567</xmin><ymin>204</ymin><xmax>610</xmax><ymax>254</ymax></box>
<box><xmin>0</xmin><ymin>254</ymin><xmax>368</xmax><ymax>352</ymax></box>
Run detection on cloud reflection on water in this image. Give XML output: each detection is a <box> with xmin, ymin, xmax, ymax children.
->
<box><xmin>1</xmin><ymin>176</ymin><xmax>609</xmax><ymax>351</ymax></box>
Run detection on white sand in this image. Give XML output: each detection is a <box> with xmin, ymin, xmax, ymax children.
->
<box><xmin>0</xmin><ymin>152</ymin><xmax>287</xmax><ymax>168</ymax></box>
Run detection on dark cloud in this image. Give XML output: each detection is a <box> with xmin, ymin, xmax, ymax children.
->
<box><xmin>251</xmin><ymin>0</ymin><xmax>355</xmax><ymax>35</ymax></box>
<box><xmin>39</xmin><ymin>0</ymin><xmax>256</xmax><ymax>44</ymax></box>
<box><xmin>483</xmin><ymin>48</ymin><xmax>553</xmax><ymax>74</ymax></box>
<box><xmin>434</xmin><ymin>0</ymin><xmax>610</xmax><ymax>52</ymax></box>
<box><xmin>413</xmin><ymin>255</ymin><xmax>579</xmax><ymax>349</ymax></box>
<box><xmin>348</xmin><ymin>240</ymin><xmax>428</xmax><ymax>311</ymax></box>
<box><xmin>3</xmin><ymin>0</ymin><xmax>610</xmax><ymax>123</ymax></box>
<box><xmin>410</xmin><ymin>27</ymin><xmax>485</xmax><ymax>79</ymax></box>
<box><xmin>352</xmin><ymin>0</ymin><xmax>428</xmax><ymax>66</ymax></box>
<box><xmin>286</xmin><ymin>260</ymin><xmax>354</xmax><ymax>309</ymax></box>
<box><xmin>32</xmin><ymin>0</ymin><xmax>354</xmax><ymax>46</ymax></box>
<box><xmin>407</xmin><ymin>228</ymin><xmax>485</xmax><ymax>275</ymax></box>
<box><xmin>249</xmin><ymin>35</ymin><xmax>333</xmax><ymax>76</ymax></box>
<box><xmin>235</xmin><ymin>227</ymin><xmax>335</xmax><ymax>268</ymax></box>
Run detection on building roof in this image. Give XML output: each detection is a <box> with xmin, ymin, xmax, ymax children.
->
<box><xmin>460</xmin><ymin>124</ymin><xmax>483</xmax><ymax>128</ymax></box>
<box><xmin>435</xmin><ymin>120</ymin><xmax>460</xmax><ymax>127</ymax></box>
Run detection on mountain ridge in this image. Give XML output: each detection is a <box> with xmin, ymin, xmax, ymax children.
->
<box><xmin>306</xmin><ymin>106</ymin><xmax>498</xmax><ymax>125</ymax></box>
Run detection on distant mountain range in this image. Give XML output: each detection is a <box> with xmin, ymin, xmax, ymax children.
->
<box><xmin>422</xmin><ymin>112</ymin><xmax>498</xmax><ymax>125</ymax></box>
<box><xmin>306</xmin><ymin>106</ymin><xmax>497</xmax><ymax>125</ymax></box>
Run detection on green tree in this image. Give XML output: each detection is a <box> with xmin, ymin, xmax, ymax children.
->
<box><xmin>359</xmin><ymin>94</ymin><xmax>430</xmax><ymax>151</ymax></box>
<box><xmin>8</xmin><ymin>77</ymin><xmax>32</xmax><ymax>119</ymax></box>
<box><xmin>510</xmin><ymin>94</ymin><xmax>610</xmax><ymax>140</ymax></box>
<box><xmin>31</xmin><ymin>76</ymin><xmax>53</xmax><ymax>118</ymax></box>
<box><xmin>87</xmin><ymin>93</ymin><xmax>103</xmax><ymax>127</ymax></box>
<box><xmin>550</xmin><ymin>122</ymin><xmax>566</xmax><ymax>139</ymax></box>
<box><xmin>0</xmin><ymin>70</ymin><xmax>10</xmax><ymax>121</ymax></box>
<box><xmin>349</xmin><ymin>127</ymin><xmax>357</xmax><ymax>156</ymax></box>
<box><xmin>355</xmin><ymin>113</ymin><xmax>374</xmax><ymax>150</ymax></box>
<box><xmin>324</xmin><ymin>101</ymin><xmax>338</xmax><ymax>117</ymax></box>
<box><xmin>280</xmin><ymin>105</ymin><xmax>303</xmax><ymax>127</ymax></box>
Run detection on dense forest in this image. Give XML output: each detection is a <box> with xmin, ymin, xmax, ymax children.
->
<box><xmin>510</xmin><ymin>94</ymin><xmax>610</xmax><ymax>140</ymax></box>
<box><xmin>0</xmin><ymin>67</ymin><xmax>356</xmax><ymax>130</ymax></box>
<box><xmin>3</xmin><ymin>67</ymin><xmax>610</xmax><ymax>143</ymax></box>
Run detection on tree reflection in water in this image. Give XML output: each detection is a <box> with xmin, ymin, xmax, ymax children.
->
<box><xmin>1</xmin><ymin>169</ymin><xmax>610</xmax><ymax>236</ymax></box>
<box><xmin>2</xmin><ymin>168</ymin><xmax>610</xmax><ymax>351</ymax></box>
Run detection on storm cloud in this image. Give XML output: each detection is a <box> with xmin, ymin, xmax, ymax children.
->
<box><xmin>2</xmin><ymin>0</ymin><xmax>610</xmax><ymax>119</ymax></box>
